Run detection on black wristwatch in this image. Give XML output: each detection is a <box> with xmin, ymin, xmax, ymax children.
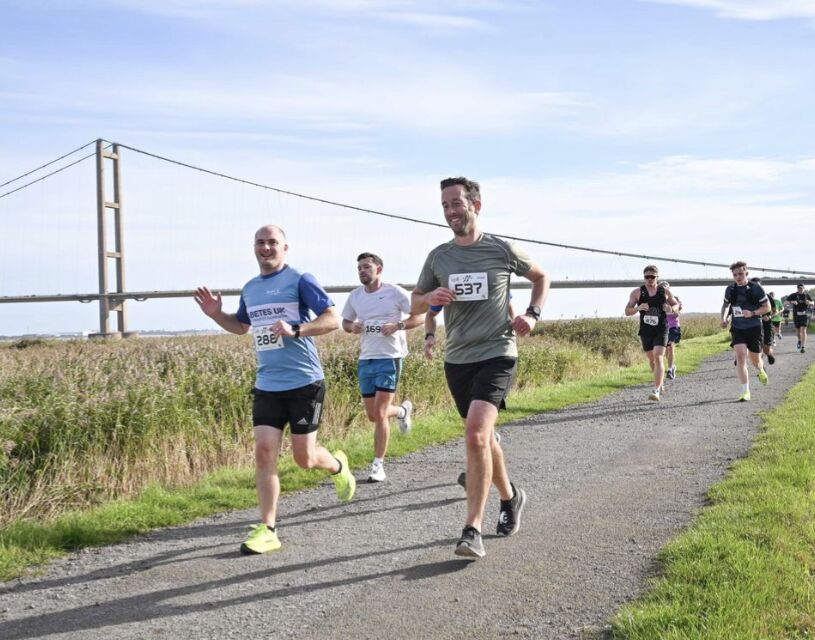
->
<box><xmin>525</xmin><ymin>305</ymin><xmax>541</xmax><ymax>321</ymax></box>
<box><xmin>291</xmin><ymin>324</ymin><xmax>301</xmax><ymax>339</ymax></box>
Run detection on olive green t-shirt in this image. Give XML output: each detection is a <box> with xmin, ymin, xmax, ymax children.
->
<box><xmin>416</xmin><ymin>233</ymin><xmax>533</xmax><ymax>364</ymax></box>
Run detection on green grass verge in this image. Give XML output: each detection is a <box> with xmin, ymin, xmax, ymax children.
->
<box><xmin>613</xmin><ymin>357</ymin><xmax>815</xmax><ymax>639</ymax></box>
<box><xmin>0</xmin><ymin>333</ymin><xmax>729</xmax><ymax>582</ymax></box>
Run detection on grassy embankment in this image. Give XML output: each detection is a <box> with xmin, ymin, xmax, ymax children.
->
<box><xmin>613</xmin><ymin>342</ymin><xmax>815</xmax><ymax>639</ymax></box>
<box><xmin>0</xmin><ymin>316</ymin><xmax>725</xmax><ymax>580</ymax></box>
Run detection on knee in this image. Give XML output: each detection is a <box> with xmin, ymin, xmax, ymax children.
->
<box><xmin>364</xmin><ymin>407</ymin><xmax>378</xmax><ymax>422</ymax></box>
<box><xmin>465</xmin><ymin>427</ymin><xmax>490</xmax><ymax>450</ymax></box>
<box><xmin>255</xmin><ymin>441</ymin><xmax>276</xmax><ymax>466</ymax></box>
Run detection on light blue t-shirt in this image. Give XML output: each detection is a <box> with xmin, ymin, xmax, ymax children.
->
<box><xmin>236</xmin><ymin>265</ymin><xmax>334</xmax><ymax>392</ymax></box>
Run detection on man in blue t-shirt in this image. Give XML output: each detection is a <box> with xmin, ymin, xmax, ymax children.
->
<box><xmin>195</xmin><ymin>224</ymin><xmax>356</xmax><ymax>555</ymax></box>
<box><xmin>720</xmin><ymin>261</ymin><xmax>771</xmax><ymax>402</ymax></box>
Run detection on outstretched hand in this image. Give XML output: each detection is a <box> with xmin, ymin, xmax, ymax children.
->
<box><xmin>194</xmin><ymin>286</ymin><xmax>222</xmax><ymax>318</ymax></box>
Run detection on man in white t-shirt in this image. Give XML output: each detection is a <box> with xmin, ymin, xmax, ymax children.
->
<box><xmin>342</xmin><ymin>252</ymin><xmax>425</xmax><ymax>482</ymax></box>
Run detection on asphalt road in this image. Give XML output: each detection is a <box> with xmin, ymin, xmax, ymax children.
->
<box><xmin>1</xmin><ymin>334</ymin><xmax>812</xmax><ymax>639</ymax></box>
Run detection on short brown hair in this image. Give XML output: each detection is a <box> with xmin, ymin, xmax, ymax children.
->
<box><xmin>730</xmin><ymin>261</ymin><xmax>747</xmax><ymax>272</ymax></box>
<box><xmin>643</xmin><ymin>264</ymin><xmax>658</xmax><ymax>274</ymax></box>
<box><xmin>440</xmin><ymin>176</ymin><xmax>481</xmax><ymax>205</ymax></box>
<box><xmin>357</xmin><ymin>252</ymin><xmax>383</xmax><ymax>268</ymax></box>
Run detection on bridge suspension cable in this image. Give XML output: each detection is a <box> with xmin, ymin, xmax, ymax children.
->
<box><xmin>111</xmin><ymin>141</ymin><xmax>815</xmax><ymax>277</ymax></box>
<box><xmin>0</xmin><ymin>144</ymin><xmax>109</xmax><ymax>200</ymax></box>
<box><xmin>3</xmin><ymin>139</ymin><xmax>814</xmax><ymax>277</ymax></box>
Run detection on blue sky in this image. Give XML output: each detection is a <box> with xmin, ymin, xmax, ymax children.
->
<box><xmin>1</xmin><ymin>0</ymin><xmax>814</xmax><ymax>334</ymax></box>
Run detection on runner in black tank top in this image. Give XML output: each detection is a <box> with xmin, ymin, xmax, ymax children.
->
<box><xmin>625</xmin><ymin>265</ymin><xmax>678</xmax><ymax>402</ymax></box>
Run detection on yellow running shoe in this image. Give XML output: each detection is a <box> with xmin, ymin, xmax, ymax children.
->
<box><xmin>332</xmin><ymin>450</ymin><xmax>356</xmax><ymax>502</ymax></box>
<box><xmin>240</xmin><ymin>524</ymin><xmax>281</xmax><ymax>555</ymax></box>
<box><xmin>738</xmin><ymin>391</ymin><xmax>751</xmax><ymax>402</ymax></box>
<box><xmin>758</xmin><ymin>369</ymin><xmax>769</xmax><ymax>385</ymax></box>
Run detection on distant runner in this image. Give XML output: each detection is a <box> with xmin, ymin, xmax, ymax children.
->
<box><xmin>770</xmin><ymin>291</ymin><xmax>783</xmax><ymax>343</ymax></box>
<box><xmin>660</xmin><ymin>280</ymin><xmax>682</xmax><ymax>380</ymax></box>
<box><xmin>195</xmin><ymin>224</ymin><xmax>356</xmax><ymax>555</ymax></box>
<box><xmin>720</xmin><ymin>261</ymin><xmax>771</xmax><ymax>402</ymax></box>
<box><xmin>786</xmin><ymin>283</ymin><xmax>813</xmax><ymax>354</ymax></box>
<box><xmin>750</xmin><ymin>277</ymin><xmax>776</xmax><ymax>365</ymax></box>
<box><xmin>412</xmin><ymin>176</ymin><xmax>550</xmax><ymax>560</ymax></box>
<box><xmin>342</xmin><ymin>252</ymin><xmax>424</xmax><ymax>482</ymax></box>
<box><xmin>624</xmin><ymin>266</ymin><xmax>679</xmax><ymax>401</ymax></box>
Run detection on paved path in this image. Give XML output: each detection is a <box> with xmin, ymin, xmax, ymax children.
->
<box><xmin>1</xmin><ymin>336</ymin><xmax>812</xmax><ymax>639</ymax></box>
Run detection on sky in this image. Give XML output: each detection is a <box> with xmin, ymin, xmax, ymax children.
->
<box><xmin>1</xmin><ymin>0</ymin><xmax>815</xmax><ymax>335</ymax></box>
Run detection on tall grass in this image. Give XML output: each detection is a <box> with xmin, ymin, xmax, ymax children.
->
<box><xmin>0</xmin><ymin>315</ymin><xmax>723</xmax><ymax>528</ymax></box>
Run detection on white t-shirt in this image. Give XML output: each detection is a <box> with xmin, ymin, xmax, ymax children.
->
<box><xmin>342</xmin><ymin>283</ymin><xmax>412</xmax><ymax>359</ymax></box>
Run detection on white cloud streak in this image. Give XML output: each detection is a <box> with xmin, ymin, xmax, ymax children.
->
<box><xmin>642</xmin><ymin>0</ymin><xmax>815</xmax><ymax>21</ymax></box>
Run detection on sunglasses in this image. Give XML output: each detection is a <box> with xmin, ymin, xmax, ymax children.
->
<box><xmin>644</xmin><ymin>275</ymin><xmax>657</xmax><ymax>280</ymax></box>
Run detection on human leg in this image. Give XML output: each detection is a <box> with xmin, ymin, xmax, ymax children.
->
<box><xmin>446</xmin><ymin>358</ymin><xmax>518</xmax><ymax>558</ymax></box>
<box><xmin>253</xmin><ymin>426</ymin><xmax>284</xmax><ymax>527</ymax></box>
<box><xmin>665</xmin><ymin>343</ymin><xmax>675</xmax><ymax>373</ymax></box>
<box><xmin>285</xmin><ymin>381</ymin><xmax>355</xmax><ymax>501</ymax></box>
<box><xmin>462</xmin><ymin>400</ymin><xmax>499</xmax><ymax>532</ymax></box>
<box><xmin>240</xmin><ymin>426</ymin><xmax>285</xmax><ymax>555</ymax></box>
<box><xmin>734</xmin><ymin>343</ymin><xmax>749</xmax><ymax>384</ymax></box>
<box><xmin>363</xmin><ymin>393</ymin><xmax>400</xmax><ymax>459</ymax></box>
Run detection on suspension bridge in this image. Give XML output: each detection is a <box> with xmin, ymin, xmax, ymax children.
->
<box><xmin>1</xmin><ymin>139</ymin><xmax>812</xmax><ymax>337</ymax></box>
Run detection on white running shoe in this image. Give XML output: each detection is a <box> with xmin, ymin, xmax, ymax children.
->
<box><xmin>397</xmin><ymin>399</ymin><xmax>413</xmax><ymax>434</ymax></box>
<box><xmin>648</xmin><ymin>389</ymin><xmax>661</xmax><ymax>401</ymax></box>
<box><xmin>367</xmin><ymin>461</ymin><xmax>386</xmax><ymax>483</ymax></box>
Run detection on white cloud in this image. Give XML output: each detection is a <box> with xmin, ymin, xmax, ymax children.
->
<box><xmin>642</xmin><ymin>0</ymin><xmax>815</xmax><ymax>21</ymax></box>
<box><xmin>382</xmin><ymin>12</ymin><xmax>491</xmax><ymax>31</ymax></box>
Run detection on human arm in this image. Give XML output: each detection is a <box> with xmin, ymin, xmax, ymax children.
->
<box><xmin>275</xmin><ymin>306</ymin><xmax>341</xmax><ymax>338</ymax></box>
<box><xmin>511</xmin><ymin>263</ymin><xmax>549</xmax><ymax>336</ymax></box>
<box><xmin>625</xmin><ymin>288</ymin><xmax>648</xmax><ymax>316</ymax></box>
<box><xmin>341</xmin><ymin>318</ymin><xmax>364</xmax><ymax>334</ymax></box>
<box><xmin>662</xmin><ymin>288</ymin><xmax>680</xmax><ymax>314</ymax></box>
<box><xmin>720</xmin><ymin>300</ymin><xmax>731</xmax><ymax>327</ymax></box>
<box><xmin>423</xmin><ymin>307</ymin><xmax>440</xmax><ymax>360</ymax></box>
<box><xmin>194</xmin><ymin>286</ymin><xmax>250</xmax><ymax>335</ymax></box>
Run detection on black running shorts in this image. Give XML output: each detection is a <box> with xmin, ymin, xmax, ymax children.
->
<box><xmin>640</xmin><ymin>328</ymin><xmax>669</xmax><ymax>352</ymax></box>
<box><xmin>761</xmin><ymin>320</ymin><xmax>773</xmax><ymax>346</ymax></box>
<box><xmin>793</xmin><ymin>313</ymin><xmax>810</xmax><ymax>328</ymax></box>
<box><xmin>730</xmin><ymin>326</ymin><xmax>762</xmax><ymax>354</ymax></box>
<box><xmin>444</xmin><ymin>356</ymin><xmax>517</xmax><ymax>419</ymax></box>
<box><xmin>252</xmin><ymin>381</ymin><xmax>325</xmax><ymax>434</ymax></box>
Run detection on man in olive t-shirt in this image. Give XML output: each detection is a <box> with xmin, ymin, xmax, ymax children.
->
<box><xmin>412</xmin><ymin>176</ymin><xmax>550</xmax><ymax>560</ymax></box>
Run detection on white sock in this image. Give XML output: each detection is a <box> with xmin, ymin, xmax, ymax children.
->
<box><xmin>373</xmin><ymin>457</ymin><xmax>384</xmax><ymax>466</ymax></box>
<box><xmin>741</xmin><ymin>383</ymin><xmax>749</xmax><ymax>394</ymax></box>
<box><xmin>396</xmin><ymin>406</ymin><xmax>406</xmax><ymax>419</ymax></box>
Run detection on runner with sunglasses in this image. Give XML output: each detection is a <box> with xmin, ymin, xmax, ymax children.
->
<box><xmin>625</xmin><ymin>265</ymin><xmax>679</xmax><ymax>401</ymax></box>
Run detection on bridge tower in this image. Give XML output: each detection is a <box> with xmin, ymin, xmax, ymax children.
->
<box><xmin>91</xmin><ymin>139</ymin><xmax>132</xmax><ymax>338</ymax></box>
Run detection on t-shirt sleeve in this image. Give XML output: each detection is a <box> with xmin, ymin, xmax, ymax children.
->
<box><xmin>236</xmin><ymin>294</ymin><xmax>249</xmax><ymax>325</ymax></box>
<box><xmin>395</xmin><ymin>285</ymin><xmax>412</xmax><ymax>314</ymax></box>
<box><xmin>754</xmin><ymin>284</ymin><xmax>768</xmax><ymax>305</ymax></box>
<box><xmin>299</xmin><ymin>273</ymin><xmax>334</xmax><ymax>316</ymax></box>
<box><xmin>508</xmin><ymin>241</ymin><xmax>534</xmax><ymax>277</ymax></box>
<box><xmin>723</xmin><ymin>284</ymin><xmax>734</xmax><ymax>304</ymax></box>
<box><xmin>415</xmin><ymin>255</ymin><xmax>440</xmax><ymax>293</ymax></box>
<box><xmin>341</xmin><ymin>293</ymin><xmax>357</xmax><ymax>322</ymax></box>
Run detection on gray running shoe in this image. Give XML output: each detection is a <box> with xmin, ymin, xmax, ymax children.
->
<box><xmin>496</xmin><ymin>483</ymin><xmax>527</xmax><ymax>537</ymax></box>
<box><xmin>397</xmin><ymin>399</ymin><xmax>413</xmax><ymax>434</ymax></box>
<box><xmin>454</xmin><ymin>525</ymin><xmax>485</xmax><ymax>559</ymax></box>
